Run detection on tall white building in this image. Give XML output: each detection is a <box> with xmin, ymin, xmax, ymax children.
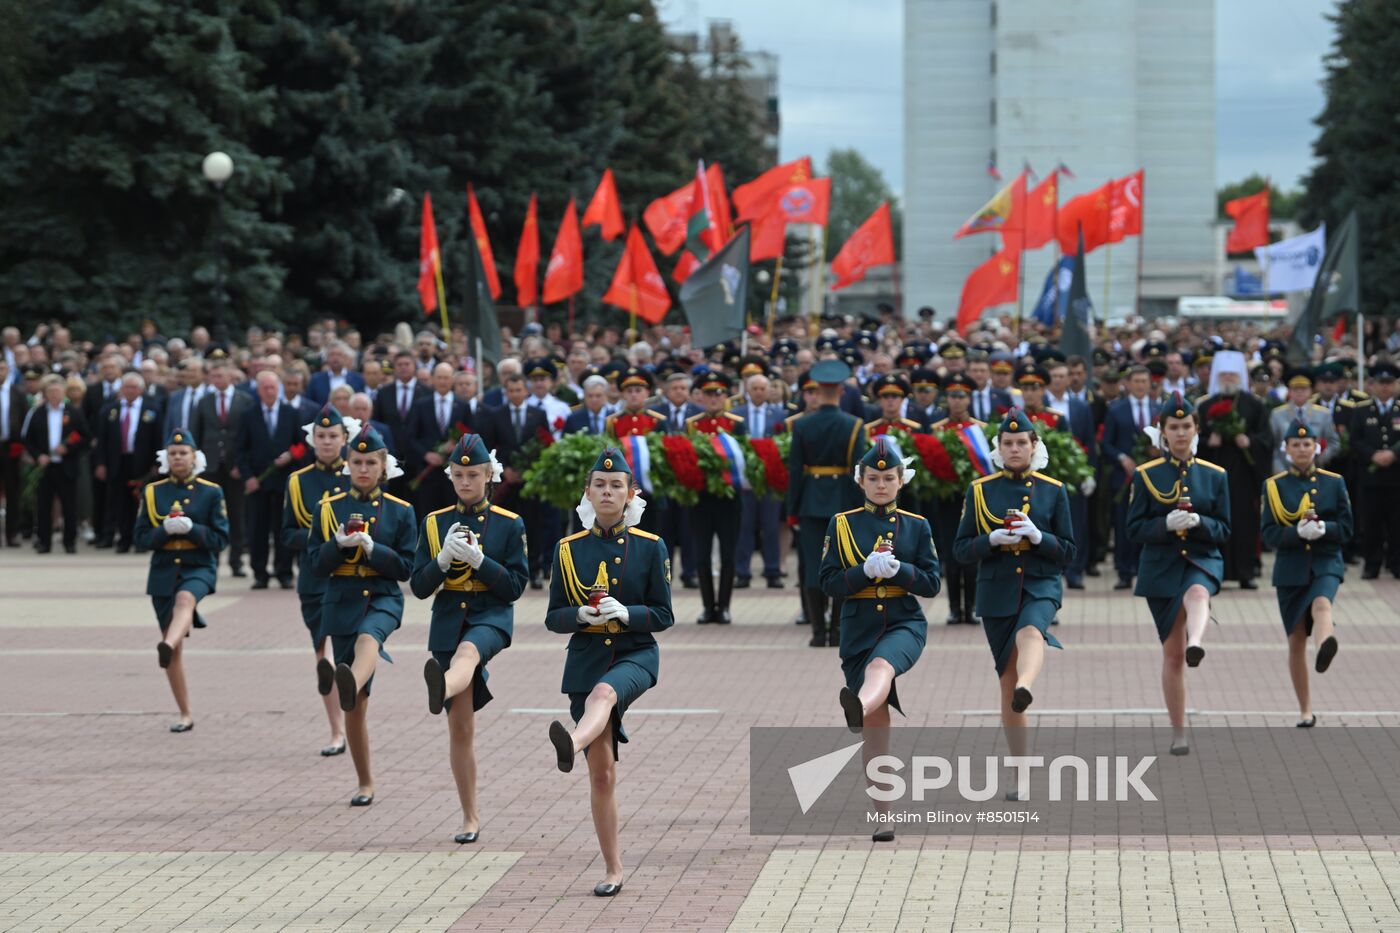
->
<box><xmin>904</xmin><ymin>0</ymin><xmax>1216</xmax><ymax>322</ymax></box>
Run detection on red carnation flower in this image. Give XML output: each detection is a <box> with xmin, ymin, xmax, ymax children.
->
<box><xmin>748</xmin><ymin>437</ymin><xmax>789</xmax><ymax>494</ymax></box>
<box><xmin>535</xmin><ymin>425</ymin><xmax>555</xmax><ymax>447</ymax></box>
<box><xmin>7</xmin><ymin>442</ymin><xmax>23</xmax><ymax>459</ymax></box>
<box><xmin>67</xmin><ymin>431</ymin><xmax>81</xmax><ymax>445</ymax></box>
<box><xmin>912</xmin><ymin>433</ymin><xmax>958</xmax><ymax>483</ymax></box>
<box><xmin>289</xmin><ymin>442</ymin><xmax>307</xmax><ymax>461</ymax></box>
<box><xmin>662</xmin><ymin>435</ymin><xmax>705</xmax><ymax>491</ymax></box>
<box><xmin>1205</xmin><ymin>400</ymin><xmax>1233</xmax><ymax>421</ymax></box>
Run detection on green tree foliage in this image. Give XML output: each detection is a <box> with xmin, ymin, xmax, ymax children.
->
<box><xmin>0</xmin><ymin>0</ymin><xmax>775</xmax><ymax>336</ymax></box>
<box><xmin>1216</xmin><ymin>173</ymin><xmax>1302</xmax><ymax>221</ymax></box>
<box><xmin>0</xmin><ymin>0</ymin><xmax>30</xmax><ymax>139</ymax></box>
<box><xmin>824</xmin><ymin>148</ymin><xmax>901</xmax><ymax>260</ymax></box>
<box><xmin>0</xmin><ymin>0</ymin><xmax>293</xmax><ymax>336</ymax></box>
<box><xmin>1300</xmin><ymin>0</ymin><xmax>1400</xmax><ymax>319</ymax></box>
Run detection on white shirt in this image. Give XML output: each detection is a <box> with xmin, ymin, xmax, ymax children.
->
<box><xmin>102</xmin><ymin>379</ymin><xmax>121</xmax><ymax>401</ymax></box>
<box><xmin>0</xmin><ymin>383</ymin><xmax>9</xmax><ymax>441</ymax></box>
<box><xmin>1046</xmin><ymin>390</ymin><xmax>1071</xmax><ymax>418</ymax></box>
<box><xmin>394</xmin><ymin>379</ymin><xmax>418</xmax><ymax>415</ymax></box>
<box><xmin>46</xmin><ymin>405</ymin><xmax>64</xmax><ymax>460</ymax></box>
<box><xmin>1131</xmin><ymin>395</ymin><xmax>1152</xmax><ymax>430</ymax></box>
<box><xmin>262</xmin><ymin>404</ymin><xmax>279</xmax><ymax>436</ymax></box>
<box><xmin>746</xmin><ymin>396</ymin><xmax>767</xmax><ymax>437</ymax></box>
<box><xmin>179</xmin><ymin>385</ymin><xmax>204</xmax><ymax>428</ymax></box>
<box><xmin>434</xmin><ymin>392</ymin><xmax>453</xmax><ymax>432</ymax></box>
<box><xmin>530</xmin><ymin>393</ymin><xmax>571</xmax><ymax>439</ymax></box>
<box><xmin>118</xmin><ymin>397</ymin><xmax>143</xmax><ymax>453</ymax></box>
<box><xmin>212</xmin><ymin>386</ymin><xmax>235</xmax><ymax>420</ymax></box>
<box><xmin>327</xmin><ymin>369</ymin><xmax>348</xmax><ymax>393</ymax></box>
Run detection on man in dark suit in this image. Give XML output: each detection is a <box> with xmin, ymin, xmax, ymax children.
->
<box><xmin>83</xmin><ymin>354</ymin><xmax>125</xmax><ymax>547</ymax></box>
<box><xmin>1047</xmin><ymin>361</ymin><xmax>1098</xmax><ymax>588</ymax></box>
<box><xmin>966</xmin><ymin>354</ymin><xmax>1015</xmax><ymax>422</ymax></box>
<box><xmin>1101</xmin><ymin>365</ymin><xmax>1159</xmax><ymax>589</ymax></box>
<box><xmin>94</xmin><ymin>373</ymin><xmax>163</xmax><ymax>552</ymax></box>
<box><xmin>405</xmin><ymin>361</ymin><xmax>473</xmax><ymax>519</ymax></box>
<box><xmin>477</xmin><ymin>372</ymin><xmax>549</xmax><ymax>584</ymax></box>
<box><xmin>0</xmin><ymin>358</ymin><xmax>27</xmax><ymax>546</ymax></box>
<box><xmin>280</xmin><ymin>368</ymin><xmax>320</xmax><ymax>425</ymax></box>
<box><xmin>163</xmin><ymin>358</ymin><xmax>207</xmax><ymax>437</ymax></box>
<box><xmin>23</xmin><ymin>374</ymin><xmax>90</xmax><ymax>553</ymax></box>
<box><xmin>305</xmin><ymin>342</ymin><xmax>365</xmax><ymax>404</ymax></box>
<box><xmin>372</xmin><ymin>351</ymin><xmax>429</xmax><ymax>481</ymax></box>
<box><xmin>734</xmin><ymin>372</ymin><xmax>786</xmax><ymax>588</ymax></box>
<box><xmin>347</xmin><ymin>392</ymin><xmax>395</xmax><ymax>455</ymax></box>
<box><xmin>235</xmin><ymin>371</ymin><xmax>302</xmax><ymax>588</ymax></box>
<box><xmin>190</xmin><ymin>359</ymin><xmax>253</xmax><ymax>577</ymax></box>
<box><xmin>562</xmin><ymin>375</ymin><xmax>611</xmax><ymax>435</ymax></box>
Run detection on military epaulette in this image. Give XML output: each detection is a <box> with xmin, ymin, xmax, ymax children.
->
<box><xmin>489</xmin><ymin>505</ymin><xmax>519</xmax><ymax>519</ymax></box>
<box><xmin>899</xmin><ymin>418</ymin><xmax>922</xmax><ymax>429</ymax></box>
<box><xmin>1031</xmin><ymin>471</ymin><xmax>1063</xmax><ymax>487</ymax></box>
<box><xmin>292</xmin><ymin>463</ymin><xmax>316</xmax><ymax>478</ymax></box>
<box><xmin>1194</xmin><ymin>459</ymin><xmax>1227</xmax><ymax>473</ymax></box>
<box><xmin>1352</xmin><ymin>390</ymin><xmax>1370</xmax><ymax>400</ymax></box>
<box><xmin>1338</xmin><ymin>397</ymin><xmax>1357</xmax><ymax>408</ymax></box>
<box><xmin>1308</xmin><ymin>403</ymin><xmax>1329</xmax><ymax>411</ymax></box>
<box><xmin>382</xmin><ymin>493</ymin><xmax>411</xmax><ymax>508</ymax></box>
<box><xmin>570</xmin><ymin>403</ymin><xmax>583</xmax><ymax>413</ymax></box>
<box><xmin>895</xmin><ymin>508</ymin><xmax>925</xmax><ymax>520</ymax></box>
<box><xmin>427</xmin><ymin>504</ymin><xmax>458</xmax><ymax>519</ymax></box>
<box><xmin>1269</xmin><ymin>399</ymin><xmax>1289</xmax><ymax>410</ymax></box>
<box><xmin>627</xmin><ymin>527</ymin><xmax>660</xmax><ymax>540</ymax></box>
<box><xmin>929</xmin><ymin>417</ymin><xmax>948</xmax><ymax>429</ymax></box>
<box><xmin>1267</xmin><ymin>470</ymin><xmax>1288</xmax><ymax>482</ymax></box>
<box><xmin>323</xmin><ymin>492</ymin><xmax>348</xmax><ymax>504</ymax></box>
<box><xmin>1135</xmin><ymin>457</ymin><xmax>1166</xmax><ymax>472</ymax></box>
<box><xmin>836</xmin><ymin>506</ymin><xmax>865</xmax><ymax>516</ymax></box>
<box><xmin>722</xmin><ymin>411</ymin><xmax>745</xmax><ymax>422</ymax></box>
<box><xmin>196</xmin><ymin>477</ymin><xmax>220</xmax><ymax>488</ymax></box>
<box><xmin>644</xmin><ymin>409</ymin><xmax>667</xmax><ymax>420</ymax></box>
<box><xmin>1316</xmin><ymin>468</ymin><xmax>1342</xmax><ymax>479</ymax></box>
<box><xmin>970</xmin><ymin>473</ymin><xmax>999</xmax><ymax>486</ymax></box>
<box><xmin>561</xmin><ymin>529</ymin><xmax>590</xmax><ymax>544</ymax></box>
<box><xmin>785</xmin><ymin>412</ymin><xmax>804</xmax><ymax>427</ymax></box>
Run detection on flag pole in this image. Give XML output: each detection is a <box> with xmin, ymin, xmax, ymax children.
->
<box><xmin>1014</xmin><ymin>173</ymin><xmax>1026</xmax><ymax>339</ymax></box>
<box><xmin>1357</xmin><ymin>312</ymin><xmax>1365</xmax><ymax>382</ymax></box>
<box><xmin>434</xmin><ymin>257</ymin><xmax>449</xmax><ymax>335</ymax></box>
<box><xmin>475</xmin><ymin>337</ymin><xmax>483</xmax><ymax>399</ymax></box>
<box><xmin>891</xmin><ymin>259</ymin><xmax>903</xmax><ymax>316</ymax></box>
<box><xmin>1134</xmin><ymin>172</ymin><xmax>1146</xmax><ymax>316</ymax></box>
<box><xmin>1102</xmin><ymin>243</ymin><xmax>1112</xmax><ymax>323</ymax></box>
<box><xmin>813</xmin><ymin>222</ymin><xmax>830</xmax><ymax>332</ymax></box>
<box><xmin>767</xmin><ymin>253</ymin><xmax>783</xmax><ymax>339</ymax></box>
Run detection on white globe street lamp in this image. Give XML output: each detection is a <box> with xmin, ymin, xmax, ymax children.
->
<box><xmin>202</xmin><ymin>151</ymin><xmax>234</xmax><ymax>187</ymax></box>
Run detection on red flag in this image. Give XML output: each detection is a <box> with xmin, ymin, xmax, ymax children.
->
<box><xmin>733</xmin><ymin>156</ymin><xmax>814</xmax><ymax>221</ymax></box>
<box><xmin>955</xmin><ymin>248</ymin><xmax>1019</xmax><ymax>335</ymax></box>
<box><xmin>954</xmin><ymin>172</ymin><xmax>1026</xmax><ymax>240</ymax></box>
<box><xmin>830</xmin><ymin>202</ymin><xmax>895</xmax><ymax>291</ymax></box>
<box><xmin>749</xmin><ymin>211</ymin><xmax>787</xmax><ymax>262</ymax></box>
<box><xmin>1108</xmin><ymin>169</ymin><xmax>1144</xmax><ymax>243</ymax></box>
<box><xmin>1056</xmin><ymin>182</ymin><xmax>1113</xmax><ymax>254</ymax></box>
<box><xmin>514</xmin><ymin>193</ymin><xmax>539</xmax><ymax>307</ymax></box>
<box><xmin>581</xmin><ymin>168</ymin><xmax>625</xmax><ymax>241</ymax></box>
<box><xmin>466</xmin><ymin>184</ymin><xmax>501</xmax><ymax>299</ymax></box>
<box><xmin>706</xmin><ymin>163</ymin><xmax>733</xmax><ymax>244</ymax></box>
<box><xmin>418</xmin><ymin>193</ymin><xmax>441</xmax><ymax>314</ymax></box>
<box><xmin>1225</xmin><ymin>188</ymin><xmax>1270</xmax><ymax>253</ymax></box>
<box><xmin>643</xmin><ymin>181</ymin><xmax>694</xmax><ymax>255</ymax></box>
<box><xmin>542</xmin><ymin>198</ymin><xmax>584</xmax><ymax>304</ymax></box>
<box><xmin>604</xmin><ymin>225</ymin><xmax>671</xmax><ymax>324</ymax></box>
<box><xmin>672</xmin><ymin>251</ymin><xmax>700</xmax><ymax>284</ymax></box>
<box><xmin>744</xmin><ymin>177</ymin><xmax>832</xmax><ymax>262</ymax></box>
<box><xmin>1018</xmin><ymin>172</ymin><xmax>1059</xmax><ymax>250</ymax></box>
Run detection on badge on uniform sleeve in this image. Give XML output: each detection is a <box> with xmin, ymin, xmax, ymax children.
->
<box><xmin>663</xmin><ymin>557</ymin><xmax>671</xmax><ymax>584</ymax></box>
<box><xmin>220</xmin><ymin>498</ymin><xmax>228</xmax><ymax>517</ymax></box>
<box><xmin>822</xmin><ymin>534</ymin><xmax>830</xmax><ymax>559</ymax></box>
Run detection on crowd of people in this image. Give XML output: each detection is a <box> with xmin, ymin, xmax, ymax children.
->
<box><xmin>6</xmin><ymin>306</ymin><xmax>1398</xmax><ymax>888</ymax></box>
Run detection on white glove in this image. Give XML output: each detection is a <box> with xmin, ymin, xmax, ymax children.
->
<box><xmin>354</xmin><ymin>532</ymin><xmax>374</xmax><ymax>556</ymax></box>
<box><xmin>437</xmin><ymin>536</ymin><xmax>463</xmax><ymax>570</ymax></box>
<box><xmin>334</xmin><ymin>523</ymin><xmax>357</xmax><ymax>548</ymax></box>
<box><xmin>863</xmin><ymin>552</ymin><xmax>888</xmax><ymax>578</ymax></box>
<box><xmin>1165</xmin><ymin>509</ymin><xmax>1192</xmax><ymax>531</ymax></box>
<box><xmin>879</xmin><ymin>554</ymin><xmax>902</xmax><ymax>577</ymax></box>
<box><xmin>1009</xmin><ymin>515</ymin><xmax>1042</xmax><ymax>545</ymax></box>
<box><xmin>577</xmin><ymin>603</ymin><xmax>603</xmax><ymax>626</ymax></box>
<box><xmin>1298</xmin><ymin>520</ymin><xmax>1325</xmax><ymax>541</ymax></box>
<box><xmin>1080</xmin><ymin>475</ymin><xmax>1097</xmax><ymax>496</ymax></box>
<box><xmin>460</xmin><ymin>536</ymin><xmax>485</xmax><ymax>569</ymax></box>
<box><xmin>988</xmin><ymin>528</ymin><xmax>1020</xmax><ymax>547</ymax></box>
<box><xmin>1184</xmin><ymin>512</ymin><xmax>1201</xmax><ymax>529</ymax></box>
<box><xmin>596</xmin><ymin>595</ymin><xmax>628</xmax><ymax>623</ymax></box>
<box><xmin>163</xmin><ymin>515</ymin><xmax>193</xmax><ymax>535</ymax></box>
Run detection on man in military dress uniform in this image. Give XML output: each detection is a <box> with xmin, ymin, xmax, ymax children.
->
<box><xmin>1269</xmin><ymin>368</ymin><xmax>1341</xmax><ymax>474</ymax></box>
<box><xmin>787</xmin><ymin>360</ymin><xmax>870</xmax><ymax>647</ymax></box>
<box><xmin>863</xmin><ymin>374</ymin><xmax>926</xmax><ymax>442</ymax></box>
<box><xmin>544</xmin><ymin>448</ymin><xmax>674</xmax><ymax>898</ymax></box>
<box><xmin>1353</xmin><ymin>362</ymin><xmax>1400</xmax><ymax>578</ymax></box>
<box><xmin>134</xmin><ymin>428</ymin><xmax>230</xmax><ymax>733</ymax></box>
<box><xmin>281</xmin><ymin>404</ymin><xmax>353</xmax><ymax>756</ymax></box>
<box><xmin>685</xmin><ymin>371</ymin><xmax>747</xmax><ymax>624</ymax></box>
<box><xmin>604</xmin><ymin>367</ymin><xmax>668</xmax><ymax>537</ymax></box>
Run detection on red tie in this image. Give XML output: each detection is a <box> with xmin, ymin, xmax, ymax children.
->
<box><xmin>218</xmin><ymin>392</ymin><xmax>227</xmax><ymax>424</ymax></box>
<box><xmin>121</xmin><ymin>404</ymin><xmax>132</xmax><ymax>454</ymax></box>
<box><xmin>1135</xmin><ymin>401</ymin><xmax>1144</xmax><ymax>430</ymax></box>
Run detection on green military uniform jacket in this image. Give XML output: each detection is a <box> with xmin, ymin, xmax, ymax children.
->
<box><xmin>310</xmin><ymin>487</ymin><xmax>416</xmax><ymax>637</ymax></box>
<box><xmin>818</xmin><ymin>501</ymin><xmax>942</xmax><ymax>657</ymax></box>
<box><xmin>1125</xmin><ymin>455</ymin><xmax>1230</xmax><ymax>597</ymax></box>
<box><xmin>281</xmin><ymin>459</ymin><xmax>347</xmax><ymax>597</ymax></box>
<box><xmin>543</xmin><ymin>521</ymin><xmax>674</xmax><ymax>695</ymax></box>
<box><xmin>952</xmin><ymin>469</ymin><xmax>1076</xmax><ymax>617</ymax></box>
<box><xmin>410</xmin><ymin>498</ymin><xmax>529</xmax><ymax>651</ymax></box>
<box><xmin>786</xmin><ymin>403</ymin><xmax>869</xmax><ymax>518</ymax></box>
<box><xmin>133</xmin><ymin>474</ymin><xmax>230</xmax><ymax>598</ymax></box>
<box><xmin>1260</xmin><ymin>466</ymin><xmax>1353</xmax><ymax>585</ymax></box>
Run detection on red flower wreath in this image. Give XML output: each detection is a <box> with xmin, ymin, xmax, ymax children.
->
<box><xmin>748</xmin><ymin>437</ymin><xmax>789</xmax><ymax>494</ymax></box>
<box><xmin>911</xmin><ymin>433</ymin><xmax>958</xmax><ymax>483</ymax></box>
<box><xmin>661</xmin><ymin>435</ymin><xmax>705</xmax><ymax>491</ymax></box>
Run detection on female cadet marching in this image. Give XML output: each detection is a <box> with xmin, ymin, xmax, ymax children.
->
<box><xmin>411</xmin><ymin>433</ymin><xmax>528</xmax><ymax>844</ymax></box>
<box><xmin>1261</xmin><ymin>419</ymin><xmax>1351</xmax><ymax>727</ymax></box>
<box><xmin>136</xmin><ymin>427</ymin><xmax>229</xmax><ymax>733</ymax></box>
<box><xmin>820</xmin><ymin>435</ymin><xmax>940</xmax><ymax>842</ymax></box>
<box><xmin>545</xmin><ymin>448</ymin><xmax>673</xmax><ymax>897</ymax></box>
<box><xmin>1125</xmin><ymin>392</ymin><xmax>1231</xmax><ymax>756</ymax></box>
<box><xmin>282</xmin><ymin>404</ymin><xmax>356</xmax><ymax>757</ymax></box>
<box><xmin>953</xmin><ymin>410</ymin><xmax>1076</xmax><ymax>736</ymax></box>
<box><xmin>309</xmin><ymin>425</ymin><xmax>416</xmax><ymax>806</ymax></box>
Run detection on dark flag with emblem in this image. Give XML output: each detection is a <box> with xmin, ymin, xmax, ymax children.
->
<box><xmin>1288</xmin><ymin>209</ymin><xmax>1359</xmax><ymax>364</ymax></box>
<box><xmin>1059</xmin><ymin>227</ymin><xmax>1094</xmax><ymax>362</ymax></box>
<box><xmin>464</xmin><ymin>218</ymin><xmax>503</xmax><ymax>363</ymax></box>
<box><xmin>679</xmin><ymin>226</ymin><xmax>750</xmax><ymax>349</ymax></box>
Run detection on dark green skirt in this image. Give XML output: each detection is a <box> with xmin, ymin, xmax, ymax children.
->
<box><xmin>841</xmin><ymin>619</ymin><xmax>926</xmax><ymax>715</ymax></box>
<box><xmin>983</xmin><ymin>598</ymin><xmax>1063</xmax><ymax>676</ymax></box>
<box><xmin>153</xmin><ymin>578</ymin><xmax>214</xmax><ymax>633</ymax></box>
<box><xmin>433</xmin><ymin>623</ymin><xmax>509</xmax><ymax>713</ymax></box>
<box><xmin>1278</xmin><ymin>574</ymin><xmax>1341</xmax><ymax>636</ymax></box>
<box><xmin>569</xmin><ymin>645</ymin><xmax>658</xmax><ymax>762</ymax></box>
<box><xmin>329</xmin><ymin>607</ymin><xmax>398</xmax><ymax>696</ymax></box>
<box><xmin>1146</xmin><ymin>567</ymin><xmax>1219</xmax><ymax>643</ymax></box>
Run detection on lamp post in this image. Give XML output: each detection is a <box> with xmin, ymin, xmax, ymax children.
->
<box><xmin>202</xmin><ymin>151</ymin><xmax>234</xmax><ymax>339</ymax></box>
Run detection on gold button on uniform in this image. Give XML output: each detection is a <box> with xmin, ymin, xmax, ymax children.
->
<box><xmin>1180</xmin><ymin>549</ymin><xmax>1187</xmax><ymax>556</ymax></box>
<box><xmin>362</xmin><ymin>589</ymin><xmax>370</xmax><ymax>597</ymax></box>
<box><xmin>1015</xmin><ymin>567</ymin><xmax>1023</xmax><ymax>574</ymax></box>
<box><xmin>173</xmin><ymin>558</ymin><xmax>181</xmax><ymax>564</ymax></box>
<box><xmin>604</xmin><ymin>638</ymin><xmax>613</xmax><ymax>646</ymax></box>
<box><xmin>460</xmin><ymin>602</ymin><xmax>467</xmax><ymax>608</ymax></box>
<box><xmin>617</xmin><ymin>538</ymin><xmax>625</xmax><ymax>544</ymax></box>
<box><xmin>876</xmin><ymin>585</ymin><xmax>887</xmax><ymax>598</ymax></box>
<box><xmin>614</xmin><ymin>557</ymin><xmax>622</xmax><ymax>564</ymax></box>
<box><xmin>611</xmin><ymin>578</ymin><xmax>618</xmax><ymax>585</ymax></box>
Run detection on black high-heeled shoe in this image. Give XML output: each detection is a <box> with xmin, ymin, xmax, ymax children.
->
<box><xmin>1315</xmin><ymin>636</ymin><xmax>1338</xmax><ymax>674</ymax></box>
<box><xmin>1296</xmin><ymin>715</ymin><xmax>1317</xmax><ymax>728</ymax></box>
<box><xmin>872</xmin><ymin>829</ymin><xmax>895</xmax><ymax>842</ymax></box>
<box><xmin>424</xmin><ymin>658</ymin><xmax>446</xmax><ymax>715</ymax></box>
<box><xmin>349</xmin><ymin>793</ymin><xmax>374</xmax><ymax>807</ymax></box>
<box><xmin>335</xmin><ymin>663</ymin><xmax>358</xmax><ymax>712</ymax></box>
<box><xmin>157</xmin><ymin>641</ymin><xmax>173</xmax><ymax>669</ymax></box>
<box><xmin>320</xmin><ymin>740</ymin><xmax>346</xmax><ymax>757</ymax></box>
<box><xmin>316</xmin><ymin>658</ymin><xmax>335</xmax><ymax>696</ymax></box>
<box><xmin>839</xmin><ymin>687</ymin><xmax>863</xmax><ymax>731</ymax></box>
<box><xmin>169</xmin><ymin>720</ymin><xmax>193</xmax><ymax>733</ymax></box>
<box><xmin>1185</xmin><ymin>645</ymin><xmax>1205</xmax><ymax>668</ymax></box>
<box><xmin>593</xmin><ymin>881</ymin><xmax>623</xmax><ymax>897</ymax></box>
<box><xmin>454</xmin><ymin>831</ymin><xmax>479</xmax><ymax>844</ymax></box>
<box><xmin>550</xmin><ymin>721</ymin><xmax>574</xmax><ymax>773</ymax></box>
<box><xmin>1011</xmin><ymin>686</ymin><xmax>1033</xmax><ymax>714</ymax></box>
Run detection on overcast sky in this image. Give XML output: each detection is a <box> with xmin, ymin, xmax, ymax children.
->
<box><xmin>658</xmin><ymin>0</ymin><xmax>1337</xmax><ymax>195</ymax></box>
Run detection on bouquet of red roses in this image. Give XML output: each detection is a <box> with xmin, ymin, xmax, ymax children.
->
<box><xmin>1204</xmin><ymin>399</ymin><xmax>1253</xmax><ymax>466</ymax></box>
<box><xmin>257</xmin><ymin>442</ymin><xmax>308</xmax><ymax>484</ymax></box>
